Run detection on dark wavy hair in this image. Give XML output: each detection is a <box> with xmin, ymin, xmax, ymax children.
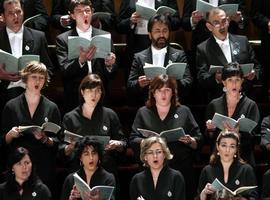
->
<box><xmin>69</xmin><ymin>0</ymin><xmax>93</xmax><ymax>13</ymax></box>
<box><xmin>209</xmin><ymin>131</ymin><xmax>244</xmax><ymax>165</ymax></box>
<box><xmin>6</xmin><ymin>147</ymin><xmax>38</xmax><ymax>192</ymax></box>
<box><xmin>146</xmin><ymin>74</ymin><xmax>180</xmax><ymax>108</ymax></box>
<box><xmin>78</xmin><ymin>73</ymin><xmax>105</xmax><ymax>105</ymax></box>
<box><xmin>74</xmin><ymin>136</ymin><xmax>103</xmax><ymax>166</ymax></box>
<box><xmin>222</xmin><ymin>62</ymin><xmax>244</xmax><ymax>81</ymax></box>
<box><xmin>147</xmin><ymin>14</ymin><xmax>171</xmax><ymax>32</ymax></box>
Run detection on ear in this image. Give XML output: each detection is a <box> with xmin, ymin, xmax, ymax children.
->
<box><xmin>206</xmin><ymin>22</ymin><xmax>213</xmax><ymax>32</ymax></box>
<box><xmin>216</xmin><ymin>143</ymin><xmax>219</xmax><ymax>152</ymax></box>
<box><xmin>70</xmin><ymin>13</ymin><xmax>76</xmax><ymax>20</ymax></box>
<box><xmin>148</xmin><ymin>32</ymin><xmax>152</xmax><ymax>40</ymax></box>
<box><xmin>80</xmin><ymin>89</ymin><xmax>84</xmax><ymax>96</ymax></box>
<box><xmin>1</xmin><ymin>14</ymin><xmax>5</xmax><ymax>23</ymax></box>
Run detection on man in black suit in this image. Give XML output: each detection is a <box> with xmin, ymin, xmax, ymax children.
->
<box><xmin>183</xmin><ymin>0</ymin><xmax>245</xmax><ymax>50</ymax></box>
<box><xmin>56</xmin><ymin>0</ymin><xmax>117</xmax><ymax>112</ymax></box>
<box><xmin>0</xmin><ymin>0</ymin><xmax>53</xmax><ymax>108</ymax></box>
<box><xmin>196</xmin><ymin>8</ymin><xmax>261</xmax><ymax>102</ymax></box>
<box><xmin>251</xmin><ymin>0</ymin><xmax>270</xmax><ymax>94</ymax></box>
<box><xmin>127</xmin><ymin>14</ymin><xmax>192</xmax><ymax>106</ymax></box>
<box><xmin>182</xmin><ymin>0</ymin><xmax>245</xmax><ymax>78</ymax></box>
<box><xmin>117</xmin><ymin>0</ymin><xmax>182</xmax><ymax>81</ymax></box>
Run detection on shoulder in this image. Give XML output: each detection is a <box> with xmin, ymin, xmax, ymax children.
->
<box><xmin>241</xmin><ymin>95</ymin><xmax>257</xmax><ymax>106</ymax></box>
<box><xmin>41</xmin><ymin>96</ymin><xmax>58</xmax><ymax>108</ymax></box>
<box><xmin>5</xmin><ymin>94</ymin><xmax>22</xmax><ymax>108</ymax></box>
<box><xmin>134</xmin><ymin>48</ymin><xmax>150</xmax><ymax>58</ymax></box>
<box><xmin>197</xmin><ymin>38</ymin><xmax>211</xmax><ymax>50</ymax></box>
<box><xmin>92</xmin><ymin>28</ymin><xmax>110</xmax><ymax>36</ymax></box>
<box><xmin>25</xmin><ymin>27</ymin><xmax>45</xmax><ymax>37</ymax></box>
<box><xmin>97</xmin><ymin>168</ymin><xmax>115</xmax><ymax>184</ymax></box>
<box><xmin>34</xmin><ymin>180</ymin><xmax>52</xmax><ymax>197</ymax></box>
<box><xmin>237</xmin><ymin>162</ymin><xmax>254</xmax><ymax>172</ymax></box>
<box><xmin>131</xmin><ymin>170</ymin><xmax>146</xmax><ymax>181</ymax></box>
<box><xmin>63</xmin><ymin>107</ymin><xmax>81</xmax><ymax>119</ymax></box>
<box><xmin>168</xmin><ymin>46</ymin><xmax>185</xmax><ymax>55</ymax></box>
<box><xmin>229</xmin><ymin>34</ymin><xmax>248</xmax><ymax>42</ymax></box>
<box><xmin>0</xmin><ymin>182</ymin><xmax>7</xmax><ymax>190</ymax></box>
<box><xmin>167</xmin><ymin>167</ymin><xmax>184</xmax><ymax>180</ymax></box>
<box><xmin>56</xmin><ymin>29</ymin><xmax>74</xmax><ymax>40</ymax></box>
<box><xmin>102</xmin><ymin>107</ymin><xmax>117</xmax><ymax>116</ymax></box>
<box><xmin>137</xmin><ymin>106</ymin><xmax>151</xmax><ymax>114</ymax></box>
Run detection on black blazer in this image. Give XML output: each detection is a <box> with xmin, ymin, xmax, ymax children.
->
<box><xmin>0</xmin><ymin>27</ymin><xmax>53</xmax><ymax>91</ymax></box>
<box><xmin>196</xmin><ymin>34</ymin><xmax>261</xmax><ymax>101</ymax></box>
<box><xmin>116</xmin><ymin>0</ymin><xmax>182</xmax><ymax>60</ymax></box>
<box><xmin>56</xmin><ymin>27</ymin><xmax>116</xmax><ymax>110</ymax></box>
<box><xmin>182</xmin><ymin>0</ymin><xmax>246</xmax><ymax>49</ymax></box>
<box><xmin>127</xmin><ymin>46</ymin><xmax>192</xmax><ymax>105</ymax></box>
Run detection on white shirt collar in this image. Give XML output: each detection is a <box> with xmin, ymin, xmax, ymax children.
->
<box><xmin>214</xmin><ymin>34</ymin><xmax>230</xmax><ymax>46</ymax></box>
<box><xmin>151</xmin><ymin>45</ymin><xmax>167</xmax><ymax>55</ymax></box>
<box><xmin>76</xmin><ymin>26</ymin><xmax>92</xmax><ymax>38</ymax></box>
<box><xmin>6</xmin><ymin>26</ymin><xmax>24</xmax><ymax>38</ymax></box>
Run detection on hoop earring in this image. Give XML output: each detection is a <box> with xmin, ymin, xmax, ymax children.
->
<box><xmin>223</xmin><ymin>87</ymin><xmax>227</xmax><ymax>93</ymax></box>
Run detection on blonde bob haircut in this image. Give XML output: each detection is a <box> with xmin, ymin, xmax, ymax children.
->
<box><xmin>140</xmin><ymin>136</ymin><xmax>173</xmax><ymax>167</ymax></box>
<box><xmin>21</xmin><ymin>61</ymin><xmax>49</xmax><ymax>87</ymax></box>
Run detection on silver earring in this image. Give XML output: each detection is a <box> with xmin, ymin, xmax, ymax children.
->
<box><xmin>223</xmin><ymin>87</ymin><xmax>227</xmax><ymax>93</ymax></box>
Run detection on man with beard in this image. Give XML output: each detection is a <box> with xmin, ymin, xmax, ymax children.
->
<box><xmin>127</xmin><ymin>14</ymin><xmax>192</xmax><ymax>106</ymax></box>
<box><xmin>196</xmin><ymin>8</ymin><xmax>262</xmax><ymax>102</ymax></box>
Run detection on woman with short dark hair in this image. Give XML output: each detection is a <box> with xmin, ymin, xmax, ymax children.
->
<box><xmin>205</xmin><ymin>62</ymin><xmax>260</xmax><ymax>166</ymax></box>
<box><xmin>60</xmin><ymin>136</ymin><xmax>115</xmax><ymax>200</ymax></box>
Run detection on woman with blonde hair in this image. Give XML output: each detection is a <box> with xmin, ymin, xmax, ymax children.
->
<box><xmin>1</xmin><ymin>61</ymin><xmax>61</xmax><ymax>199</ymax></box>
<box><xmin>130</xmin><ymin>136</ymin><xmax>185</xmax><ymax>200</ymax></box>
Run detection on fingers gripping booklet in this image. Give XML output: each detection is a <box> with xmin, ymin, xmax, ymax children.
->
<box><xmin>135</xmin><ymin>1</ymin><xmax>176</xmax><ymax>20</ymax></box>
<box><xmin>73</xmin><ymin>173</ymin><xmax>114</xmax><ymax>200</ymax></box>
<box><xmin>68</xmin><ymin>33</ymin><xmax>111</xmax><ymax>60</ymax></box>
<box><xmin>0</xmin><ymin>50</ymin><xmax>40</xmax><ymax>73</ymax></box>
<box><xmin>63</xmin><ymin>130</ymin><xmax>110</xmax><ymax>148</ymax></box>
<box><xmin>143</xmin><ymin>62</ymin><xmax>187</xmax><ymax>80</ymax></box>
<box><xmin>18</xmin><ymin>122</ymin><xmax>61</xmax><ymax>134</ymax></box>
<box><xmin>137</xmin><ymin>127</ymin><xmax>185</xmax><ymax>143</ymax></box>
<box><xmin>196</xmin><ymin>0</ymin><xmax>238</xmax><ymax>16</ymax></box>
<box><xmin>212</xmin><ymin>113</ymin><xmax>257</xmax><ymax>133</ymax></box>
<box><xmin>208</xmin><ymin>64</ymin><xmax>254</xmax><ymax>76</ymax></box>
<box><xmin>211</xmin><ymin>178</ymin><xmax>257</xmax><ymax>196</ymax></box>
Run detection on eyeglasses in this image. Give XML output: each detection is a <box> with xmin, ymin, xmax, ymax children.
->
<box><xmin>74</xmin><ymin>8</ymin><xmax>92</xmax><ymax>15</ymax></box>
<box><xmin>207</xmin><ymin>18</ymin><xmax>228</xmax><ymax>28</ymax></box>
<box><xmin>146</xmin><ymin>149</ymin><xmax>163</xmax><ymax>156</ymax></box>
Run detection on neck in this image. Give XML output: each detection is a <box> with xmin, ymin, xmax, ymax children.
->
<box><xmin>15</xmin><ymin>177</ymin><xmax>25</xmax><ymax>186</ymax></box>
<box><xmin>220</xmin><ymin>159</ymin><xmax>233</xmax><ymax>168</ymax></box>
<box><xmin>226</xmin><ymin>93</ymin><xmax>240</xmax><ymax>104</ymax></box>
<box><xmin>156</xmin><ymin>103</ymin><xmax>170</xmax><ymax>111</ymax></box>
<box><xmin>150</xmin><ymin>167</ymin><xmax>162</xmax><ymax>179</ymax></box>
<box><xmin>84</xmin><ymin>167</ymin><xmax>97</xmax><ymax>183</ymax></box>
<box><xmin>25</xmin><ymin>90</ymin><xmax>41</xmax><ymax>100</ymax></box>
<box><xmin>77</xmin><ymin>25</ymin><xmax>91</xmax><ymax>32</ymax></box>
